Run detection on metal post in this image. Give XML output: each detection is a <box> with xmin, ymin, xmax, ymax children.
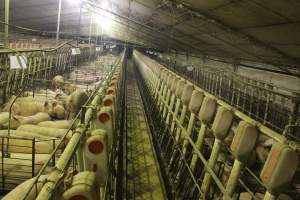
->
<box><xmin>56</xmin><ymin>0</ymin><xmax>62</xmax><ymax>45</ymax></box>
<box><xmin>190</xmin><ymin>124</ymin><xmax>207</xmax><ymax>173</ymax></box>
<box><xmin>1</xmin><ymin>138</ymin><xmax>4</xmax><ymax>189</ymax></box>
<box><xmin>223</xmin><ymin>159</ymin><xmax>243</xmax><ymax>199</ymax></box>
<box><xmin>201</xmin><ymin>139</ymin><xmax>222</xmax><ymax>196</ymax></box>
<box><xmin>51</xmin><ymin>139</ymin><xmax>56</xmax><ymax>166</ymax></box>
<box><xmin>88</xmin><ymin>15</ymin><xmax>93</xmax><ymax>45</ymax></box>
<box><xmin>3</xmin><ymin>0</ymin><xmax>10</xmax><ymax>48</ymax></box>
<box><xmin>32</xmin><ymin>138</ymin><xmax>36</xmax><ymax>177</ymax></box>
<box><xmin>77</xmin><ymin>2</ymin><xmax>83</xmax><ymax>46</ymax></box>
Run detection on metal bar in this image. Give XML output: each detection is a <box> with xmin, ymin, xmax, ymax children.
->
<box><xmin>3</xmin><ymin>0</ymin><xmax>10</xmax><ymax>48</ymax></box>
<box><xmin>55</xmin><ymin>0</ymin><xmax>62</xmax><ymax>44</ymax></box>
<box><xmin>223</xmin><ymin>159</ymin><xmax>243</xmax><ymax>199</ymax></box>
<box><xmin>1</xmin><ymin>138</ymin><xmax>4</xmax><ymax>189</ymax></box>
<box><xmin>31</xmin><ymin>138</ymin><xmax>35</xmax><ymax>178</ymax></box>
<box><xmin>36</xmin><ymin>126</ymin><xmax>86</xmax><ymax>200</ymax></box>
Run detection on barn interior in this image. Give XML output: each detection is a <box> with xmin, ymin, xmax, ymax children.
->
<box><xmin>0</xmin><ymin>0</ymin><xmax>299</xmax><ymax>200</ymax></box>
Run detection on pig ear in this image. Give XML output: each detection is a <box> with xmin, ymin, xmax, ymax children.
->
<box><xmin>44</xmin><ymin>101</ymin><xmax>49</xmax><ymax>107</ymax></box>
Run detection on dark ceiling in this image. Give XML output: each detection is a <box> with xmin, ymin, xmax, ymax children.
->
<box><xmin>1</xmin><ymin>0</ymin><xmax>300</xmax><ymax>73</ymax></box>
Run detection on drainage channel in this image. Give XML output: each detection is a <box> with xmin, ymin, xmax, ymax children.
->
<box><xmin>125</xmin><ymin>59</ymin><xmax>165</xmax><ymax>200</ymax></box>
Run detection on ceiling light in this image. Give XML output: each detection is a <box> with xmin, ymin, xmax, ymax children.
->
<box><xmin>94</xmin><ymin>1</ymin><xmax>114</xmax><ymax>32</ymax></box>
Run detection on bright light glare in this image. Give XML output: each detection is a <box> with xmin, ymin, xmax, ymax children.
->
<box><xmin>94</xmin><ymin>1</ymin><xmax>114</xmax><ymax>32</ymax></box>
<box><xmin>68</xmin><ymin>0</ymin><xmax>81</xmax><ymax>5</ymax></box>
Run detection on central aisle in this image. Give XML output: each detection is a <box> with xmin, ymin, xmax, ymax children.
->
<box><xmin>125</xmin><ymin>60</ymin><xmax>165</xmax><ymax>200</ymax></box>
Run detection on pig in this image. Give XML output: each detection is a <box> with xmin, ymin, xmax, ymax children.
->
<box><xmin>37</xmin><ymin>120</ymin><xmax>74</xmax><ymax>129</ymax></box>
<box><xmin>65</xmin><ymin>90</ymin><xmax>89</xmax><ymax>115</ymax></box>
<box><xmin>63</xmin><ymin>83</ymin><xmax>77</xmax><ymax>95</ymax></box>
<box><xmin>49</xmin><ymin>101</ymin><xmax>66</xmax><ymax>119</ymax></box>
<box><xmin>0</xmin><ymin>134</ymin><xmax>53</xmax><ymax>154</ymax></box>
<box><xmin>0</xmin><ymin>112</ymin><xmax>9</xmax><ymax>129</ymax></box>
<box><xmin>255</xmin><ymin>135</ymin><xmax>275</xmax><ymax>163</ymax></box>
<box><xmin>11</xmin><ymin>95</ymin><xmax>51</xmax><ymax>103</ymax></box>
<box><xmin>0</xmin><ymin>129</ymin><xmax>55</xmax><ymax>140</ymax></box>
<box><xmin>0</xmin><ymin>130</ymin><xmax>63</xmax><ymax>149</ymax></box>
<box><xmin>52</xmin><ymin>75</ymin><xmax>64</xmax><ymax>89</ymax></box>
<box><xmin>1</xmin><ymin>112</ymin><xmax>51</xmax><ymax>129</ymax></box>
<box><xmin>17</xmin><ymin>124</ymin><xmax>72</xmax><ymax>138</ymax></box>
<box><xmin>54</xmin><ymin>88</ymin><xmax>68</xmax><ymax>100</ymax></box>
<box><xmin>23</xmin><ymin>90</ymin><xmax>67</xmax><ymax>108</ymax></box>
<box><xmin>3</xmin><ymin>99</ymin><xmax>65</xmax><ymax>119</ymax></box>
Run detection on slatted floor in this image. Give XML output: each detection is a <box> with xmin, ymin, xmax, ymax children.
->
<box><xmin>126</xmin><ymin>60</ymin><xmax>165</xmax><ymax>200</ymax></box>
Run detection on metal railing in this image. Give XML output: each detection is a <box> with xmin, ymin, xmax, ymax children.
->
<box><xmin>21</xmin><ymin>51</ymin><xmax>126</xmax><ymax>200</ymax></box>
<box><xmin>0</xmin><ymin>42</ymin><xmax>100</xmax><ymax>107</ymax></box>
<box><xmin>0</xmin><ymin>135</ymin><xmax>59</xmax><ymax>192</ymax></box>
<box><xmin>134</xmin><ymin>51</ymin><xmax>300</xmax><ymax>200</ymax></box>
<box><xmin>156</xmin><ymin>57</ymin><xmax>300</xmax><ymax>140</ymax></box>
<box><xmin>0</xmin><ymin>44</ymin><xmax>117</xmax><ymax>197</ymax></box>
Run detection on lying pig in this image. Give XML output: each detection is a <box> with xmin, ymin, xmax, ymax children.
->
<box><xmin>17</xmin><ymin>124</ymin><xmax>72</xmax><ymax>138</ymax></box>
<box><xmin>0</xmin><ymin>129</ymin><xmax>56</xmax><ymax>140</ymax></box>
<box><xmin>0</xmin><ymin>112</ymin><xmax>9</xmax><ymax>129</ymax></box>
<box><xmin>0</xmin><ymin>129</ymin><xmax>63</xmax><ymax>149</ymax></box>
<box><xmin>65</xmin><ymin>89</ymin><xmax>89</xmax><ymax>115</ymax></box>
<box><xmin>38</xmin><ymin>120</ymin><xmax>73</xmax><ymax>129</ymax></box>
<box><xmin>1</xmin><ymin>112</ymin><xmax>51</xmax><ymax>129</ymax></box>
<box><xmin>23</xmin><ymin>90</ymin><xmax>68</xmax><ymax>108</ymax></box>
<box><xmin>0</xmin><ymin>134</ymin><xmax>53</xmax><ymax>154</ymax></box>
<box><xmin>3</xmin><ymin>99</ymin><xmax>65</xmax><ymax>119</ymax></box>
<box><xmin>10</xmin><ymin>95</ymin><xmax>52</xmax><ymax>103</ymax></box>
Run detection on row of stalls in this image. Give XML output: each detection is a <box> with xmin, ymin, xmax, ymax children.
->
<box><xmin>0</xmin><ymin>43</ymin><xmax>126</xmax><ymax>199</ymax></box>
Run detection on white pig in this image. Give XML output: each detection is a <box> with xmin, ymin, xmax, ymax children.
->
<box><xmin>37</xmin><ymin>120</ymin><xmax>73</xmax><ymax>129</ymax></box>
<box><xmin>17</xmin><ymin>124</ymin><xmax>72</xmax><ymax>138</ymax></box>
<box><xmin>2</xmin><ymin>112</ymin><xmax>51</xmax><ymax>129</ymax></box>
<box><xmin>65</xmin><ymin>89</ymin><xmax>88</xmax><ymax>114</ymax></box>
<box><xmin>3</xmin><ymin>99</ymin><xmax>65</xmax><ymax>119</ymax></box>
<box><xmin>52</xmin><ymin>75</ymin><xmax>64</xmax><ymax>89</ymax></box>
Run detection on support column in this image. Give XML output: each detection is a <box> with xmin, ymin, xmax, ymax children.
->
<box><xmin>56</xmin><ymin>0</ymin><xmax>62</xmax><ymax>44</ymax></box>
<box><xmin>3</xmin><ymin>0</ymin><xmax>10</xmax><ymax>48</ymax></box>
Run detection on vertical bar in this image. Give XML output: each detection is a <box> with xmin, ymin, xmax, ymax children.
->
<box><xmin>190</xmin><ymin>124</ymin><xmax>207</xmax><ymax>173</ymax></box>
<box><xmin>32</xmin><ymin>138</ymin><xmax>36</xmax><ymax>177</ymax></box>
<box><xmin>88</xmin><ymin>16</ymin><xmax>93</xmax><ymax>45</ymax></box>
<box><xmin>263</xmin><ymin>92</ymin><xmax>270</xmax><ymax>124</ymax></box>
<box><xmin>223</xmin><ymin>159</ymin><xmax>243</xmax><ymax>199</ymax></box>
<box><xmin>3</xmin><ymin>0</ymin><xmax>10</xmax><ymax>48</ymax></box>
<box><xmin>201</xmin><ymin>139</ymin><xmax>222</xmax><ymax>196</ymax></box>
<box><xmin>52</xmin><ymin>139</ymin><xmax>56</xmax><ymax>166</ymax></box>
<box><xmin>182</xmin><ymin>113</ymin><xmax>196</xmax><ymax>157</ymax></box>
<box><xmin>56</xmin><ymin>0</ymin><xmax>62</xmax><ymax>44</ymax></box>
<box><xmin>1</xmin><ymin>138</ymin><xmax>4</xmax><ymax>189</ymax></box>
<box><xmin>77</xmin><ymin>2</ymin><xmax>83</xmax><ymax>45</ymax></box>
